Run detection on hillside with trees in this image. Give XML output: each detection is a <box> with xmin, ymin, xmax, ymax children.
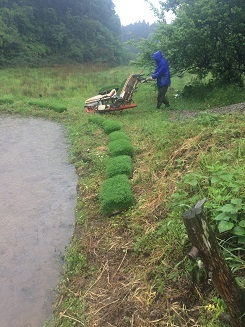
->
<box><xmin>0</xmin><ymin>0</ymin><xmax>124</xmax><ymax>67</ymax></box>
<box><xmin>121</xmin><ymin>21</ymin><xmax>157</xmax><ymax>60</ymax></box>
<box><xmin>122</xmin><ymin>21</ymin><xmax>157</xmax><ymax>43</ymax></box>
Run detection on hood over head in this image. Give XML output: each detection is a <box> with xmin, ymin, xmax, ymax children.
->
<box><xmin>152</xmin><ymin>51</ymin><xmax>163</xmax><ymax>62</ymax></box>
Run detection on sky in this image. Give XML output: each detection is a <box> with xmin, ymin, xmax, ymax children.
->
<box><xmin>112</xmin><ymin>0</ymin><xmax>162</xmax><ymax>26</ymax></box>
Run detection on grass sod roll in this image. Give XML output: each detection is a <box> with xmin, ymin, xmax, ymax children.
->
<box><xmin>28</xmin><ymin>100</ymin><xmax>67</xmax><ymax>112</ymax></box>
<box><xmin>102</xmin><ymin>119</ymin><xmax>122</xmax><ymax>134</ymax></box>
<box><xmin>108</xmin><ymin>138</ymin><xmax>134</xmax><ymax>157</ymax></box>
<box><xmin>99</xmin><ymin>174</ymin><xmax>135</xmax><ymax>214</ymax></box>
<box><xmin>109</xmin><ymin>130</ymin><xmax>129</xmax><ymax>141</ymax></box>
<box><xmin>106</xmin><ymin>155</ymin><xmax>133</xmax><ymax>179</ymax></box>
<box><xmin>88</xmin><ymin>115</ymin><xmax>106</xmax><ymax>127</ymax></box>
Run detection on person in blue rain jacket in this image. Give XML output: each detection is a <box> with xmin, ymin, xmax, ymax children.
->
<box><xmin>149</xmin><ymin>51</ymin><xmax>171</xmax><ymax>109</ymax></box>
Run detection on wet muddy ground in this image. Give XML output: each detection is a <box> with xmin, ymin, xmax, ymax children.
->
<box><xmin>0</xmin><ymin>115</ymin><xmax>77</xmax><ymax>327</ymax></box>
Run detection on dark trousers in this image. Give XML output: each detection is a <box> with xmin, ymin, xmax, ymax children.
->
<box><xmin>157</xmin><ymin>85</ymin><xmax>170</xmax><ymax>108</ymax></box>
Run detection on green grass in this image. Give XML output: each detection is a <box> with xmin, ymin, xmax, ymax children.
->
<box><xmin>99</xmin><ymin>174</ymin><xmax>135</xmax><ymax>214</ymax></box>
<box><xmin>106</xmin><ymin>155</ymin><xmax>133</xmax><ymax>178</ymax></box>
<box><xmin>0</xmin><ymin>64</ymin><xmax>244</xmax><ymax>327</ymax></box>
<box><xmin>102</xmin><ymin>119</ymin><xmax>122</xmax><ymax>134</ymax></box>
<box><xmin>108</xmin><ymin>130</ymin><xmax>129</xmax><ymax>141</ymax></box>
<box><xmin>108</xmin><ymin>138</ymin><xmax>134</xmax><ymax>157</ymax></box>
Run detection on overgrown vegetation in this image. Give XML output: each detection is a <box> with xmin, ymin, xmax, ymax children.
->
<box><xmin>0</xmin><ymin>64</ymin><xmax>244</xmax><ymax>326</ymax></box>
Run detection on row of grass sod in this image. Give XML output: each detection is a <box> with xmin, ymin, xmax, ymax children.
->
<box><xmin>28</xmin><ymin>100</ymin><xmax>67</xmax><ymax>113</ymax></box>
<box><xmin>88</xmin><ymin>115</ymin><xmax>135</xmax><ymax>215</ymax></box>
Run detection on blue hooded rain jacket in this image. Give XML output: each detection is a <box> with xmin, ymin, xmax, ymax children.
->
<box><xmin>152</xmin><ymin>51</ymin><xmax>171</xmax><ymax>87</ymax></box>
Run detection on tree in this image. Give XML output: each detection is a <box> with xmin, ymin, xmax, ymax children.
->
<box><xmin>0</xmin><ymin>0</ymin><xmax>125</xmax><ymax>67</ymax></box>
<box><xmin>138</xmin><ymin>0</ymin><xmax>245</xmax><ymax>85</ymax></box>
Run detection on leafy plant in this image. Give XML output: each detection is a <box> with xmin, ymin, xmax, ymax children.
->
<box><xmin>66</xmin><ymin>241</ymin><xmax>88</xmax><ymax>276</ymax></box>
<box><xmin>214</xmin><ymin>198</ymin><xmax>245</xmax><ymax>243</ymax></box>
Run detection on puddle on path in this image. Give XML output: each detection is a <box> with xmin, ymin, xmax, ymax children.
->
<box><xmin>0</xmin><ymin>115</ymin><xmax>77</xmax><ymax>327</ymax></box>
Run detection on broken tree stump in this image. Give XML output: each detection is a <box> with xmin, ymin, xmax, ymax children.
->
<box><xmin>182</xmin><ymin>198</ymin><xmax>245</xmax><ymax>327</ymax></box>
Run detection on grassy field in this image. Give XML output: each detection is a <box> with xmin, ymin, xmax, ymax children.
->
<box><xmin>0</xmin><ymin>64</ymin><xmax>244</xmax><ymax>326</ymax></box>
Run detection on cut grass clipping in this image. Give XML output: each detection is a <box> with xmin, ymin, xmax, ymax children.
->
<box><xmin>106</xmin><ymin>155</ymin><xmax>133</xmax><ymax>178</ymax></box>
<box><xmin>99</xmin><ymin>174</ymin><xmax>135</xmax><ymax>214</ymax></box>
<box><xmin>108</xmin><ymin>139</ymin><xmax>134</xmax><ymax>157</ymax></box>
<box><xmin>109</xmin><ymin>130</ymin><xmax>129</xmax><ymax>141</ymax></box>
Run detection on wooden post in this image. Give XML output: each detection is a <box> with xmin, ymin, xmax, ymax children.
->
<box><xmin>182</xmin><ymin>198</ymin><xmax>245</xmax><ymax>327</ymax></box>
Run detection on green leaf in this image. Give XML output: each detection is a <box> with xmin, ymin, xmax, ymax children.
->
<box><xmin>235</xmin><ymin>277</ymin><xmax>245</xmax><ymax>288</ymax></box>
<box><xmin>232</xmin><ymin>226</ymin><xmax>245</xmax><ymax>236</ymax></box>
<box><xmin>210</xmin><ymin>176</ymin><xmax>219</xmax><ymax>184</ymax></box>
<box><xmin>231</xmin><ymin>198</ymin><xmax>243</xmax><ymax>207</ymax></box>
<box><xmin>213</xmin><ymin>212</ymin><xmax>230</xmax><ymax>221</ymax></box>
<box><xmin>218</xmin><ymin>221</ymin><xmax>234</xmax><ymax>233</ymax></box>
<box><xmin>220</xmin><ymin>204</ymin><xmax>237</xmax><ymax>214</ymax></box>
<box><xmin>238</xmin><ymin>236</ymin><xmax>245</xmax><ymax>244</ymax></box>
<box><xmin>239</xmin><ymin>220</ymin><xmax>245</xmax><ymax>228</ymax></box>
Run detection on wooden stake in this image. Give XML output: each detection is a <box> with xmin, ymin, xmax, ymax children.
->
<box><xmin>182</xmin><ymin>198</ymin><xmax>245</xmax><ymax>327</ymax></box>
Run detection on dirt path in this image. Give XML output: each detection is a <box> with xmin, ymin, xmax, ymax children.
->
<box><xmin>169</xmin><ymin>102</ymin><xmax>245</xmax><ymax>121</ymax></box>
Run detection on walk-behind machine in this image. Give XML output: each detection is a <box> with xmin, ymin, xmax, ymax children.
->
<box><xmin>84</xmin><ymin>73</ymin><xmax>147</xmax><ymax>113</ymax></box>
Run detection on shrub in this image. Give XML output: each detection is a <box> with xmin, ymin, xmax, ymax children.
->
<box><xmin>99</xmin><ymin>174</ymin><xmax>135</xmax><ymax>214</ymax></box>
<box><xmin>102</xmin><ymin>119</ymin><xmax>121</xmax><ymax>134</ymax></box>
<box><xmin>106</xmin><ymin>155</ymin><xmax>133</xmax><ymax>178</ymax></box>
<box><xmin>108</xmin><ymin>139</ymin><xmax>134</xmax><ymax>157</ymax></box>
<box><xmin>109</xmin><ymin>130</ymin><xmax>129</xmax><ymax>141</ymax></box>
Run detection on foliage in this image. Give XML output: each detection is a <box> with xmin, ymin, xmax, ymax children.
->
<box><xmin>106</xmin><ymin>155</ymin><xmax>133</xmax><ymax>179</ymax></box>
<box><xmin>99</xmin><ymin>174</ymin><xmax>135</xmax><ymax>214</ymax></box>
<box><xmin>0</xmin><ymin>0</ymin><xmax>124</xmax><ymax>67</ymax></box>
<box><xmin>172</xmin><ymin>160</ymin><xmax>245</xmax><ymax>247</ymax></box>
<box><xmin>66</xmin><ymin>241</ymin><xmax>88</xmax><ymax>277</ymax></box>
<box><xmin>137</xmin><ymin>0</ymin><xmax>245</xmax><ymax>85</ymax></box>
<box><xmin>108</xmin><ymin>138</ymin><xmax>134</xmax><ymax>157</ymax></box>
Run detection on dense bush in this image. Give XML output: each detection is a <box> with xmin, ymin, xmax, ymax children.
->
<box><xmin>99</xmin><ymin>174</ymin><xmax>135</xmax><ymax>214</ymax></box>
<box><xmin>106</xmin><ymin>155</ymin><xmax>133</xmax><ymax>179</ymax></box>
<box><xmin>108</xmin><ymin>139</ymin><xmax>134</xmax><ymax>157</ymax></box>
